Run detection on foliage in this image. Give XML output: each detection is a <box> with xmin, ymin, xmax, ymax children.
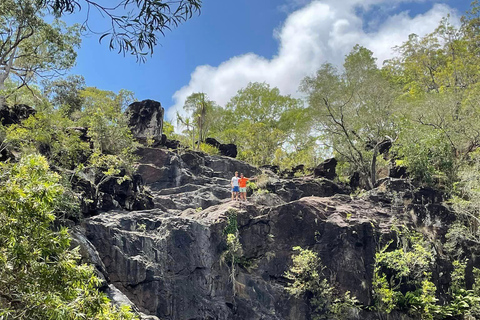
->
<box><xmin>36</xmin><ymin>0</ymin><xmax>201</xmax><ymax>60</ymax></box>
<box><xmin>222</xmin><ymin>209</ymin><xmax>243</xmax><ymax>296</ymax></box>
<box><xmin>163</xmin><ymin>120</ymin><xmax>175</xmax><ymax>137</ymax></box>
<box><xmin>177</xmin><ymin>92</ymin><xmax>219</xmax><ymax>148</ymax></box>
<box><xmin>373</xmin><ymin>227</ymin><xmax>480</xmax><ymax>319</ymax></box>
<box><xmin>373</xmin><ymin>228</ymin><xmax>436</xmax><ymax>317</ymax></box>
<box><xmin>301</xmin><ymin>46</ymin><xmax>398</xmax><ymax>189</ymax></box>
<box><xmin>210</xmin><ymin>82</ymin><xmax>310</xmax><ymax>167</ymax></box>
<box><xmin>42</xmin><ymin>75</ymin><xmax>86</xmax><ymax>117</ymax></box>
<box><xmin>0</xmin><ymin>0</ymin><xmax>81</xmax><ymax>103</ymax></box>
<box><xmin>285</xmin><ymin>246</ymin><xmax>359</xmax><ymax>320</ymax></box>
<box><xmin>0</xmin><ymin>154</ymin><xmax>137</xmax><ymax>319</ymax></box>
<box><xmin>5</xmin><ymin>109</ymin><xmax>91</xmax><ymax>169</ymax></box>
<box><xmin>446</xmin><ymin>150</ymin><xmax>480</xmax><ymax>253</ymax></box>
<box><xmin>198</xmin><ymin>142</ymin><xmax>219</xmax><ymax>155</ymax></box>
<box><xmin>78</xmin><ymin>87</ymin><xmax>137</xmax><ymax>159</ymax></box>
<box><xmin>383</xmin><ymin>10</ymin><xmax>480</xmax><ymax>188</ymax></box>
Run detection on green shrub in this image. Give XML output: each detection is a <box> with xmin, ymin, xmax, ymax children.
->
<box><xmin>0</xmin><ymin>154</ymin><xmax>137</xmax><ymax>319</ymax></box>
<box><xmin>285</xmin><ymin>246</ymin><xmax>359</xmax><ymax>320</ymax></box>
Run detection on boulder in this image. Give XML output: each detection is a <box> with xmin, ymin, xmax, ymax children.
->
<box><xmin>72</xmin><ymin>169</ymin><xmax>154</xmax><ymax>216</ymax></box>
<box><xmin>260</xmin><ymin>165</ymin><xmax>280</xmax><ymax>174</ymax></box>
<box><xmin>0</xmin><ymin>104</ymin><xmax>36</xmax><ymax>126</ymax></box>
<box><xmin>349</xmin><ymin>171</ymin><xmax>360</xmax><ymax>190</ymax></box>
<box><xmin>126</xmin><ymin>100</ymin><xmax>164</xmax><ymax>144</ymax></box>
<box><xmin>314</xmin><ymin>158</ymin><xmax>337</xmax><ymax>180</ymax></box>
<box><xmin>160</xmin><ymin>134</ymin><xmax>181</xmax><ymax>149</ymax></box>
<box><xmin>205</xmin><ymin>137</ymin><xmax>238</xmax><ymax>158</ymax></box>
<box><xmin>377</xmin><ymin>139</ymin><xmax>392</xmax><ymax>155</ymax></box>
<box><xmin>205</xmin><ymin>137</ymin><xmax>221</xmax><ymax>148</ymax></box>
<box><xmin>218</xmin><ymin>143</ymin><xmax>237</xmax><ymax>158</ymax></box>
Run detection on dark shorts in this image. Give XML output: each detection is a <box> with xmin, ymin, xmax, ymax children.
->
<box><xmin>232</xmin><ymin>186</ymin><xmax>240</xmax><ymax>192</ymax></box>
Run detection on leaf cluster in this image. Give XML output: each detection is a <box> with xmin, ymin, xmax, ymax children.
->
<box><xmin>37</xmin><ymin>0</ymin><xmax>201</xmax><ymax>61</ymax></box>
<box><xmin>0</xmin><ymin>154</ymin><xmax>137</xmax><ymax>319</ymax></box>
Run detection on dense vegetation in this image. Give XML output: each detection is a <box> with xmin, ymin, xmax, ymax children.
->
<box><xmin>0</xmin><ymin>0</ymin><xmax>200</xmax><ymax>318</ymax></box>
<box><xmin>2</xmin><ymin>0</ymin><xmax>480</xmax><ymax>318</ymax></box>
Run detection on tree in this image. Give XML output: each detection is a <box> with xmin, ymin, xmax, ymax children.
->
<box><xmin>178</xmin><ymin>92</ymin><xmax>218</xmax><ymax>148</ymax></box>
<box><xmin>0</xmin><ymin>154</ymin><xmax>138</xmax><ymax>319</ymax></box>
<box><xmin>37</xmin><ymin>0</ymin><xmax>202</xmax><ymax>60</ymax></box>
<box><xmin>383</xmin><ymin>12</ymin><xmax>480</xmax><ymax>185</ymax></box>
<box><xmin>301</xmin><ymin>46</ymin><xmax>398</xmax><ymax>189</ymax></box>
<box><xmin>212</xmin><ymin>82</ymin><xmax>305</xmax><ymax>166</ymax></box>
<box><xmin>42</xmin><ymin>75</ymin><xmax>86</xmax><ymax>116</ymax></box>
<box><xmin>0</xmin><ymin>0</ymin><xmax>81</xmax><ymax>104</ymax></box>
<box><xmin>78</xmin><ymin>87</ymin><xmax>136</xmax><ymax>156</ymax></box>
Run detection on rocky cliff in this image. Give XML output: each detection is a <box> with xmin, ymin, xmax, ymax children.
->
<box><xmin>74</xmin><ymin>144</ymin><xmax>470</xmax><ymax>320</ymax></box>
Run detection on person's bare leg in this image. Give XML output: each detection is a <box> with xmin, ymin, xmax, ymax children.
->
<box><xmin>231</xmin><ymin>191</ymin><xmax>234</xmax><ymax>201</ymax></box>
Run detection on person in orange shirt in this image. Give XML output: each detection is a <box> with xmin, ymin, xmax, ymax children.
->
<box><xmin>238</xmin><ymin>173</ymin><xmax>256</xmax><ymax>201</ymax></box>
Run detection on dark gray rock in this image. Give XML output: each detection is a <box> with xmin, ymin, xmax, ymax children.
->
<box><xmin>205</xmin><ymin>138</ymin><xmax>238</xmax><ymax>158</ymax></box>
<box><xmin>0</xmin><ymin>104</ymin><xmax>36</xmax><ymax>126</ymax></box>
<box><xmin>126</xmin><ymin>100</ymin><xmax>164</xmax><ymax>144</ymax></box>
<box><xmin>84</xmin><ymin>196</ymin><xmax>400</xmax><ymax>320</ymax></box>
<box><xmin>78</xmin><ymin>144</ymin><xmax>464</xmax><ymax>320</ymax></box>
<box><xmin>71</xmin><ymin>169</ymin><xmax>154</xmax><ymax>215</ymax></box>
<box><xmin>265</xmin><ymin>177</ymin><xmax>347</xmax><ymax>202</ymax></box>
<box><xmin>314</xmin><ymin>158</ymin><xmax>337</xmax><ymax>180</ymax></box>
<box><xmin>218</xmin><ymin>143</ymin><xmax>237</xmax><ymax>158</ymax></box>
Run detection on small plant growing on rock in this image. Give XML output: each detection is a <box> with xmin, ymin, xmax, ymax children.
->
<box><xmin>373</xmin><ymin>227</ymin><xmax>480</xmax><ymax>319</ymax></box>
<box><xmin>222</xmin><ymin>209</ymin><xmax>244</xmax><ymax>296</ymax></box>
<box><xmin>285</xmin><ymin>246</ymin><xmax>359</xmax><ymax>320</ymax></box>
<box><xmin>198</xmin><ymin>142</ymin><xmax>219</xmax><ymax>155</ymax></box>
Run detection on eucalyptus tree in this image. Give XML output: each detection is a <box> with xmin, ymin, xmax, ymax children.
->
<box><xmin>212</xmin><ymin>82</ymin><xmax>305</xmax><ymax>166</ymax></box>
<box><xmin>301</xmin><ymin>46</ymin><xmax>398</xmax><ymax>189</ymax></box>
<box><xmin>0</xmin><ymin>0</ymin><xmax>81</xmax><ymax>104</ymax></box>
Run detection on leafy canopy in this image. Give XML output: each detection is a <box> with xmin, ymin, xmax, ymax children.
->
<box><xmin>0</xmin><ymin>154</ymin><xmax>137</xmax><ymax>319</ymax></box>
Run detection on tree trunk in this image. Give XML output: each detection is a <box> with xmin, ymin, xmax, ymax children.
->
<box><xmin>370</xmin><ymin>146</ymin><xmax>378</xmax><ymax>189</ymax></box>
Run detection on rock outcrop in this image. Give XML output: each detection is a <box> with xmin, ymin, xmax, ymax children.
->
<box><xmin>126</xmin><ymin>100</ymin><xmax>164</xmax><ymax>145</ymax></box>
<box><xmin>313</xmin><ymin>157</ymin><xmax>337</xmax><ymax>180</ymax></box>
<box><xmin>205</xmin><ymin>137</ymin><xmax>238</xmax><ymax>158</ymax></box>
<box><xmin>77</xmin><ymin>145</ymin><xmax>464</xmax><ymax>320</ymax></box>
<box><xmin>0</xmin><ymin>103</ymin><xmax>36</xmax><ymax>126</ymax></box>
<box><xmin>72</xmin><ymin>168</ymin><xmax>154</xmax><ymax>215</ymax></box>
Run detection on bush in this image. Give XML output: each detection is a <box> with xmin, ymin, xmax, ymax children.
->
<box><xmin>285</xmin><ymin>247</ymin><xmax>359</xmax><ymax>320</ymax></box>
<box><xmin>0</xmin><ymin>155</ymin><xmax>137</xmax><ymax>319</ymax></box>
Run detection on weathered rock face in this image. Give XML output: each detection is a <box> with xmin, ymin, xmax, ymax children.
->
<box><xmin>126</xmin><ymin>100</ymin><xmax>164</xmax><ymax>144</ymax></box>
<box><xmin>78</xmin><ymin>145</ymin><xmax>465</xmax><ymax>320</ymax></box>
<box><xmin>134</xmin><ymin>147</ymin><xmax>260</xmax><ymax>213</ymax></box>
<box><xmin>313</xmin><ymin>158</ymin><xmax>337</xmax><ymax>180</ymax></box>
<box><xmin>85</xmin><ymin>195</ymin><xmax>400</xmax><ymax>320</ymax></box>
<box><xmin>0</xmin><ymin>104</ymin><xmax>36</xmax><ymax>126</ymax></box>
<box><xmin>205</xmin><ymin>137</ymin><xmax>238</xmax><ymax>158</ymax></box>
<box><xmin>72</xmin><ymin>169</ymin><xmax>154</xmax><ymax>215</ymax></box>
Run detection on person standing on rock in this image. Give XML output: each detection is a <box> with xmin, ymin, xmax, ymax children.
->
<box><xmin>231</xmin><ymin>171</ymin><xmax>240</xmax><ymax>201</ymax></box>
<box><xmin>239</xmin><ymin>173</ymin><xmax>256</xmax><ymax>201</ymax></box>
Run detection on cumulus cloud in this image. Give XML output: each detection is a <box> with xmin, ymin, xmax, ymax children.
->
<box><xmin>167</xmin><ymin>0</ymin><xmax>459</xmax><ymax>122</ymax></box>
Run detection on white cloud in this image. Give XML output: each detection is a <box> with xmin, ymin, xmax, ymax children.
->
<box><xmin>167</xmin><ymin>0</ymin><xmax>459</xmax><ymax>122</ymax></box>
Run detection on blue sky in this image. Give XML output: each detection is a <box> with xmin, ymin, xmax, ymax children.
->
<box><xmin>66</xmin><ymin>0</ymin><xmax>472</xmax><ymax>122</ymax></box>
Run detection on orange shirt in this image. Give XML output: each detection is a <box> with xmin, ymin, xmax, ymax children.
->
<box><xmin>238</xmin><ymin>177</ymin><xmax>249</xmax><ymax>188</ymax></box>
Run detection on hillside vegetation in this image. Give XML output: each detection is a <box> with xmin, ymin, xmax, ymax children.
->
<box><xmin>1</xmin><ymin>1</ymin><xmax>480</xmax><ymax>319</ymax></box>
